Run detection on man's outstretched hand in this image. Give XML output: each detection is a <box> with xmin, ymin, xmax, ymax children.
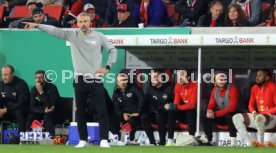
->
<box><xmin>22</xmin><ymin>22</ymin><xmax>39</xmax><ymax>29</ymax></box>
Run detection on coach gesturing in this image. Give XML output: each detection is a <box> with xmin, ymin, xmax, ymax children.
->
<box><xmin>23</xmin><ymin>12</ymin><xmax>117</xmax><ymax>148</ymax></box>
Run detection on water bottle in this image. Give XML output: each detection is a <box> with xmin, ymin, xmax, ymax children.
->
<box><xmin>124</xmin><ymin>133</ymin><xmax>130</xmax><ymax>143</ymax></box>
<box><xmin>113</xmin><ymin>134</ymin><xmax>119</xmax><ymax>143</ymax></box>
<box><xmin>20</xmin><ymin>132</ymin><xmax>25</xmax><ymax>141</ymax></box>
<box><xmin>140</xmin><ymin>133</ymin><xmax>145</xmax><ymax>145</ymax></box>
<box><xmin>43</xmin><ymin>132</ymin><xmax>50</xmax><ymax>139</ymax></box>
<box><xmin>28</xmin><ymin>132</ymin><xmax>34</xmax><ymax>140</ymax></box>
<box><xmin>36</xmin><ymin>132</ymin><xmax>42</xmax><ymax>140</ymax></box>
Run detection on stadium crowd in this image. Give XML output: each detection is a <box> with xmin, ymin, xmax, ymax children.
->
<box><xmin>0</xmin><ymin>0</ymin><xmax>276</xmax><ymax>28</ymax></box>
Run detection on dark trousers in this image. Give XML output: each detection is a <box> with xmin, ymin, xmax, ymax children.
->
<box><xmin>141</xmin><ymin>111</ymin><xmax>175</xmax><ymax>145</ymax></box>
<box><xmin>172</xmin><ymin>109</ymin><xmax>197</xmax><ymax>136</ymax></box>
<box><xmin>120</xmin><ymin>116</ymin><xmax>139</xmax><ymax>141</ymax></box>
<box><xmin>74</xmin><ymin>76</ymin><xmax>109</xmax><ymax>140</ymax></box>
<box><xmin>0</xmin><ymin>108</ymin><xmax>26</xmax><ymax>132</ymax></box>
<box><xmin>26</xmin><ymin>113</ymin><xmax>55</xmax><ymax>136</ymax></box>
<box><xmin>201</xmin><ymin>112</ymin><xmax>237</xmax><ymax>142</ymax></box>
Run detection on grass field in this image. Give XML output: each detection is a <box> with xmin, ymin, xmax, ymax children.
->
<box><xmin>0</xmin><ymin>145</ymin><xmax>275</xmax><ymax>153</ymax></box>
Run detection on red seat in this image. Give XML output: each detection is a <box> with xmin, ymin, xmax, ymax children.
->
<box><xmin>11</xmin><ymin>6</ymin><xmax>29</xmax><ymax>18</ymax></box>
<box><xmin>216</xmin><ymin>125</ymin><xmax>228</xmax><ymax>130</ymax></box>
<box><xmin>178</xmin><ymin>123</ymin><xmax>188</xmax><ymax>130</ymax></box>
<box><xmin>43</xmin><ymin>5</ymin><xmax>63</xmax><ymax>21</ymax></box>
<box><xmin>262</xmin><ymin>2</ymin><xmax>272</xmax><ymax>20</ymax></box>
<box><xmin>151</xmin><ymin>124</ymin><xmax>158</xmax><ymax>129</ymax></box>
<box><xmin>0</xmin><ymin>6</ymin><xmax>5</xmax><ymax>20</ymax></box>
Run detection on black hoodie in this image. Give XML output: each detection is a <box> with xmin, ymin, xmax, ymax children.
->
<box><xmin>0</xmin><ymin>76</ymin><xmax>30</xmax><ymax>112</ymax></box>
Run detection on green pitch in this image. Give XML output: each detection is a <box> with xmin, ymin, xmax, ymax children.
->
<box><xmin>0</xmin><ymin>145</ymin><xmax>275</xmax><ymax>153</ymax></box>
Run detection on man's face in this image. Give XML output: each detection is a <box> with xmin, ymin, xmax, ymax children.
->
<box><xmin>256</xmin><ymin>71</ymin><xmax>269</xmax><ymax>85</ymax></box>
<box><xmin>151</xmin><ymin>72</ymin><xmax>161</xmax><ymax>87</ymax></box>
<box><xmin>1</xmin><ymin>67</ymin><xmax>14</xmax><ymax>84</ymax></box>
<box><xmin>117</xmin><ymin>11</ymin><xmax>129</xmax><ymax>23</ymax></box>
<box><xmin>177</xmin><ymin>70</ymin><xmax>189</xmax><ymax>85</ymax></box>
<box><xmin>117</xmin><ymin>74</ymin><xmax>128</xmax><ymax>90</ymax></box>
<box><xmin>33</xmin><ymin>13</ymin><xmax>45</xmax><ymax>23</ymax></box>
<box><xmin>35</xmin><ymin>73</ymin><xmax>45</xmax><ymax>85</ymax></box>
<box><xmin>215</xmin><ymin>73</ymin><xmax>227</xmax><ymax>88</ymax></box>
<box><xmin>210</xmin><ymin>3</ymin><xmax>223</xmax><ymax>19</ymax></box>
<box><xmin>86</xmin><ymin>9</ymin><xmax>95</xmax><ymax>21</ymax></box>
<box><xmin>28</xmin><ymin>4</ymin><xmax>37</xmax><ymax>16</ymax></box>
<box><xmin>77</xmin><ymin>16</ymin><xmax>91</xmax><ymax>33</ymax></box>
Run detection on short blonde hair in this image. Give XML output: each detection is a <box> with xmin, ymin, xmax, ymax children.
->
<box><xmin>77</xmin><ymin>12</ymin><xmax>91</xmax><ymax>22</ymax></box>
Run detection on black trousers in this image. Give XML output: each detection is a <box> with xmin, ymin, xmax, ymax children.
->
<box><xmin>120</xmin><ymin>116</ymin><xmax>140</xmax><ymax>141</ymax></box>
<box><xmin>74</xmin><ymin>76</ymin><xmax>109</xmax><ymax>140</ymax></box>
<box><xmin>26</xmin><ymin>113</ymin><xmax>55</xmax><ymax>136</ymax></box>
<box><xmin>0</xmin><ymin>108</ymin><xmax>26</xmax><ymax>132</ymax></box>
<box><xmin>144</xmin><ymin>111</ymin><xmax>175</xmax><ymax>145</ymax></box>
<box><xmin>172</xmin><ymin>109</ymin><xmax>197</xmax><ymax>136</ymax></box>
<box><xmin>201</xmin><ymin>112</ymin><xmax>237</xmax><ymax>142</ymax></box>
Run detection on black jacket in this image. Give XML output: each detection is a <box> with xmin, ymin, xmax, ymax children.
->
<box><xmin>15</xmin><ymin>14</ymin><xmax>60</xmax><ymax>29</ymax></box>
<box><xmin>223</xmin><ymin>19</ymin><xmax>251</xmax><ymax>27</ymax></box>
<box><xmin>112</xmin><ymin>84</ymin><xmax>146</xmax><ymax>117</ymax></box>
<box><xmin>145</xmin><ymin>83</ymin><xmax>174</xmax><ymax>113</ymax></box>
<box><xmin>112</xmin><ymin>16</ymin><xmax>138</xmax><ymax>28</ymax></box>
<box><xmin>175</xmin><ymin>0</ymin><xmax>208</xmax><ymax>26</ymax></box>
<box><xmin>197</xmin><ymin>14</ymin><xmax>224</xmax><ymax>27</ymax></box>
<box><xmin>30</xmin><ymin>82</ymin><xmax>60</xmax><ymax>114</ymax></box>
<box><xmin>0</xmin><ymin>76</ymin><xmax>30</xmax><ymax>112</ymax></box>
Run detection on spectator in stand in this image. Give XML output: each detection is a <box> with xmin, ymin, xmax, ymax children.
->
<box><xmin>232</xmin><ymin>0</ymin><xmax>261</xmax><ymax>26</ymax></box>
<box><xmin>105</xmin><ymin>0</ymin><xmax>134</xmax><ymax>26</ymax></box>
<box><xmin>197</xmin><ymin>0</ymin><xmax>224</xmax><ymax>27</ymax></box>
<box><xmin>132</xmin><ymin>0</ymin><xmax>173</xmax><ymax>27</ymax></box>
<box><xmin>72</xmin><ymin>3</ymin><xmax>107</xmax><ymax>28</ymax></box>
<box><xmin>1</xmin><ymin>0</ymin><xmax>27</xmax><ymax>12</ymax></box>
<box><xmin>175</xmin><ymin>0</ymin><xmax>208</xmax><ymax>27</ymax></box>
<box><xmin>39</xmin><ymin>0</ymin><xmax>62</xmax><ymax>6</ymax></box>
<box><xmin>63</xmin><ymin>0</ymin><xmax>107</xmax><ymax>21</ymax></box>
<box><xmin>265</xmin><ymin>5</ymin><xmax>276</xmax><ymax>26</ymax></box>
<box><xmin>224</xmin><ymin>4</ymin><xmax>250</xmax><ymax>27</ymax></box>
<box><xmin>26</xmin><ymin>0</ymin><xmax>42</xmax><ymax>16</ymax></box>
<box><xmin>10</xmin><ymin>7</ymin><xmax>60</xmax><ymax>28</ymax></box>
<box><xmin>112</xmin><ymin>3</ymin><xmax>137</xmax><ymax>27</ymax></box>
<box><xmin>8</xmin><ymin>0</ymin><xmax>43</xmax><ymax>28</ymax></box>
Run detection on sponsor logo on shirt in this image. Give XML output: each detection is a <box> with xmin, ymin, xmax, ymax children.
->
<box><xmin>118</xmin><ymin>97</ymin><xmax>122</xmax><ymax>103</ymax></box>
<box><xmin>126</xmin><ymin>92</ymin><xmax>132</xmax><ymax>98</ymax></box>
<box><xmin>162</xmin><ymin>94</ymin><xmax>168</xmax><ymax>100</ymax></box>
<box><xmin>152</xmin><ymin>95</ymin><xmax>158</xmax><ymax>100</ymax></box>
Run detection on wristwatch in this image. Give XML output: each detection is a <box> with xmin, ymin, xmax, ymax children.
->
<box><xmin>105</xmin><ymin>65</ymin><xmax>110</xmax><ymax>70</ymax></box>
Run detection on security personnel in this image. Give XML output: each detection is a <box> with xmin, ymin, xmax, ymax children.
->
<box><xmin>0</xmin><ymin>65</ymin><xmax>30</xmax><ymax>133</ymax></box>
<box><xmin>112</xmin><ymin>70</ymin><xmax>153</xmax><ymax>143</ymax></box>
<box><xmin>142</xmin><ymin>69</ymin><xmax>175</xmax><ymax>146</ymax></box>
<box><xmin>26</xmin><ymin>70</ymin><xmax>60</xmax><ymax>137</ymax></box>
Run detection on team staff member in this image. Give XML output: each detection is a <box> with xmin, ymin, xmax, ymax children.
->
<box><xmin>113</xmin><ymin>70</ymin><xmax>153</xmax><ymax>144</ymax></box>
<box><xmin>26</xmin><ymin>70</ymin><xmax>60</xmax><ymax>137</ymax></box>
<box><xmin>202</xmin><ymin>71</ymin><xmax>239</xmax><ymax>146</ymax></box>
<box><xmin>23</xmin><ymin>12</ymin><xmax>117</xmax><ymax>148</ymax></box>
<box><xmin>0</xmin><ymin>65</ymin><xmax>30</xmax><ymax>133</ymax></box>
<box><xmin>142</xmin><ymin>69</ymin><xmax>175</xmax><ymax>146</ymax></box>
<box><xmin>233</xmin><ymin>69</ymin><xmax>276</xmax><ymax>147</ymax></box>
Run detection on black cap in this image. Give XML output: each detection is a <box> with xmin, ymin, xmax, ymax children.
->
<box><xmin>32</xmin><ymin>7</ymin><xmax>44</xmax><ymax>16</ymax></box>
